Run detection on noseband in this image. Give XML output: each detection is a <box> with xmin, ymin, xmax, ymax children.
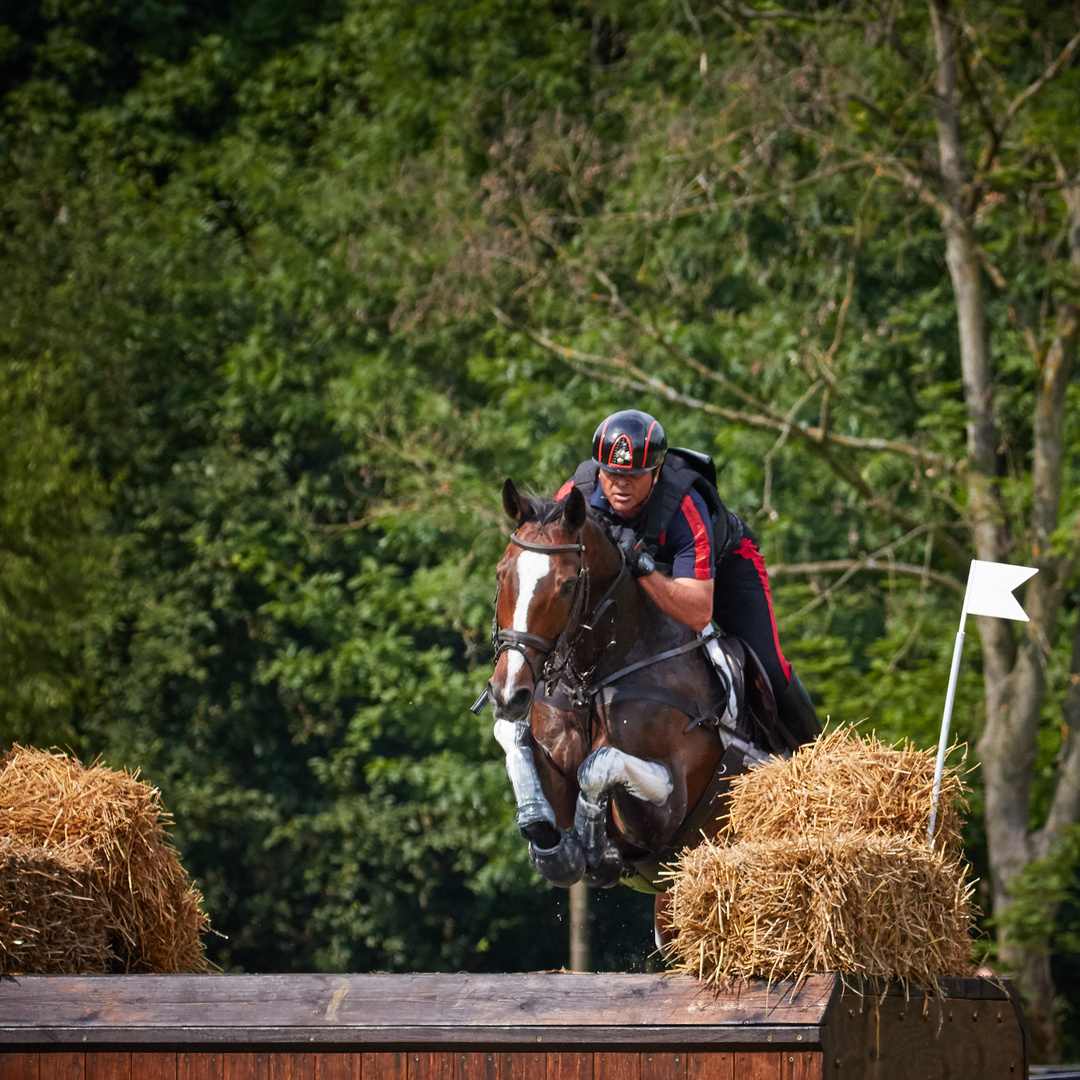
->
<box><xmin>493</xmin><ymin>531</ymin><xmax>624</xmax><ymax>698</ymax></box>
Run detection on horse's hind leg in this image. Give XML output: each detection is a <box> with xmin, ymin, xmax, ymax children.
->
<box><xmin>576</xmin><ymin>747</ymin><xmax>674</xmax><ymax>887</ymax></box>
<box><xmin>573</xmin><ymin>792</ymin><xmax>623</xmax><ymax>887</ymax></box>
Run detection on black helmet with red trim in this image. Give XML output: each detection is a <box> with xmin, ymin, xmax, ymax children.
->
<box><xmin>592</xmin><ymin>410</ymin><xmax>667</xmax><ymax>473</ymax></box>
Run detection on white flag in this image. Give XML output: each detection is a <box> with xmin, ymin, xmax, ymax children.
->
<box><xmin>964</xmin><ymin>560</ymin><xmax>1038</xmax><ymax>622</ymax></box>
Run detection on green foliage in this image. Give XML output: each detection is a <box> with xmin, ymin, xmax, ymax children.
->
<box><xmin>0</xmin><ymin>372</ymin><xmax>111</xmax><ymax>745</ymax></box>
<box><xmin>993</xmin><ymin>828</ymin><xmax>1080</xmax><ymax>958</ymax></box>
<box><xmin>3</xmin><ymin>1</ymin><xmax>1080</xmax><ymax>1036</ymax></box>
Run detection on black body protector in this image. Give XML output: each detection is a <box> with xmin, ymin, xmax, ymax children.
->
<box><xmin>572</xmin><ymin>449</ymin><xmax>821</xmax><ymax>749</ymax></box>
<box><xmin>571</xmin><ymin>448</ymin><xmax>744</xmax><ymax>587</ymax></box>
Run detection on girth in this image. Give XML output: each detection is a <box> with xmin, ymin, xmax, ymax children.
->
<box><xmin>538</xmin><ymin>679</ymin><xmax>714</xmax><ymax>730</ymax></box>
<box><xmin>537</xmin><ymin>630</ymin><xmax>719</xmax><ymax>726</ymax></box>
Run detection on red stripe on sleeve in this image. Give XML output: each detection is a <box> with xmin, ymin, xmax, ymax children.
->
<box><xmin>555</xmin><ymin>479</ymin><xmax>575</xmax><ymax>500</ymax></box>
<box><xmin>679</xmin><ymin>495</ymin><xmax>712</xmax><ymax>579</ymax></box>
<box><xmin>735</xmin><ymin>538</ymin><xmax>793</xmax><ymax>681</ymax></box>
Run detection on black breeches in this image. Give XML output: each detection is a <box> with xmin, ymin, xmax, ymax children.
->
<box><xmin>713</xmin><ymin>538</ymin><xmax>792</xmax><ymax>697</ymax></box>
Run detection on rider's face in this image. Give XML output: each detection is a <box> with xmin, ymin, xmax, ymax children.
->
<box><xmin>598</xmin><ymin>466</ymin><xmax>657</xmax><ymax>519</ymax></box>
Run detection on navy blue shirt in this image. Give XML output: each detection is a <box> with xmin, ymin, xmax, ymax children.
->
<box><xmin>555</xmin><ymin>478</ymin><xmax>715</xmax><ymax>580</ymax></box>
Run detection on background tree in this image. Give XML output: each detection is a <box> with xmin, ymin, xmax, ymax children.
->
<box><xmin>433</xmin><ymin>0</ymin><xmax>1080</xmax><ymax>1054</ymax></box>
<box><xmin>3</xmin><ymin>0</ymin><xmax>1080</xmax><ymax>1055</ymax></box>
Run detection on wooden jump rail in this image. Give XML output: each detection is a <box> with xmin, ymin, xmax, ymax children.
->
<box><xmin>0</xmin><ymin>972</ymin><xmax>1026</xmax><ymax>1079</ymax></box>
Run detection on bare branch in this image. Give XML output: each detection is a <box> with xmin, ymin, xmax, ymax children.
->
<box><xmin>760</xmin><ymin>380</ymin><xmax>823</xmax><ymax>520</ymax></box>
<box><xmin>495</xmin><ymin>306</ymin><xmax>783</xmax><ymax>428</ymax></box>
<box><xmin>721</xmin><ymin>2</ymin><xmax>867</xmax><ymax>27</ymax></box>
<box><xmin>553</xmin><ymin>159</ymin><xmax>870</xmax><ymax>226</ymax></box>
<box><xmin>778</xmin><ymin>107</ymin><xmax>952</xmax><ymax>219</ymax></box>
<box><xmin>776</xmin><ymin>527</ymin><xmax>964</xmax><ymax>623</ymax></box>
<box><xmin>589</xmin><ymin>266</ymin><xmax>776</xmax><ymax>417</ymax></box>
<box><xmin>493</xmin><ymin>306</ymin><xmax>967</xmax><ymax>560</ymax></box>
<box><xmin>864</xmin><ymin>0</ymin><xmax>928</xmax><ymax>79</ymax></box>
<box><xmin>770</xmin><ymin>558</ymin><xmax>964</xmax><ymax>597</ymax></box>
<box><xmin>972</xmin><ymin>28</ymin><xmax>1080</xmax><ymax>179</ymax></box>
<box><xmin>818</xmin><ymin>431</ymin><xmax>949</xmax><ymax>468</ymax></box>
<box><xmin>960</xmin><ymin>48</ymin><xmax>1003</xmax><ymax>173</ymax></box>
<box><xmin>1002</xmin><ymin>28</ymin><xmax>1080</xmax><ymax>131</ymax></box>
<box><xmin>498</xmin><ymin>297</ymin><xmax>953</xmax><ymax>470</ymax></box>
<box><xmin>588</xmin><ymin>261</ymin><xmax>957</xmax><ymax>472</ymax></box>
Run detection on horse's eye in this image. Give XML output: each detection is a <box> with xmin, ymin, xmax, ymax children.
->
<box><xmin>560</xmin><ymin>579</ymin><xmax>576</xmax><ymax>596</ymax></box>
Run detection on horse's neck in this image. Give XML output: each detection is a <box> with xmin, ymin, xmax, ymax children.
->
<box><xmin>584</xmin><ymin>518</ymin><xmax>621</xmax><ymax>582</ymax></box>
<box><xmin>580</xmin><ymin>520</ymin><xmax>685</xmax><ymax>669</ymax></box>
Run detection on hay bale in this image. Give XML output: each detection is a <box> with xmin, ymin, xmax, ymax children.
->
<box><xmin>724</xmin><ymin>726</ymin><xmax>966</xmax><ymax>851</ymax></box>
<box><xmin>0</xmin><ymin>744</ymin><xmax>211</xmax><ymax>974</ymax></box>
<box><xmin>664</xmin><ymin>726</ymin><xmax>976</xmax><ymax>988</ymax></box>
<box><xmin>666</xmin><ymin>830</ymin><xmax>976</xmax><ymax>987</ymax></box>
<box><xmin>0</xmin><ymin>838</ymin><xmax>112</xmax><ymax>974</ymax></box>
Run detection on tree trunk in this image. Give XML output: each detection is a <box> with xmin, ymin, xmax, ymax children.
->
<box><xmin>925</xmin><ymin>7</ymin><xmax>1076</xmax><ymax>1057</ymax></box>
<box><xmin>925</xmin><ymin>0</ymin><xmax>1026</xmax><ymax>916</ymax></box>
<box><xmin>569</xmin><ymin>880</ymin><xmax>591</xmax><ymax>971</ymax></box>
<box><xmin>1017</xmin><ymin>185</ymin><xmax>1080</xmax><ymax>1061</ymax></box>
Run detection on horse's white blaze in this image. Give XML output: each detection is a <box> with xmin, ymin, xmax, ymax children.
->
<box><xmin>504</xmin><ymin>550</ymin><xmax>550</xmax><ymax>682</ymax></box>
<box><xmin>578</xmin><ymin>746</ymin><xmax>673</xmax><ymax>805</ymax></box>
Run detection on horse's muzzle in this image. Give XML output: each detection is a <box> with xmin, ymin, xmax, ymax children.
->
<box><xmin>487</xmin><ymin>679</ymin><xmax>535</xmax><ymax>722</ymax></box>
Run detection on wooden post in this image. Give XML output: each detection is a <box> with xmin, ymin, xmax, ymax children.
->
<box><xmin>569</xmin><ymin>880</ymin><xmax>590</xmax><ymax>971</ymax></box>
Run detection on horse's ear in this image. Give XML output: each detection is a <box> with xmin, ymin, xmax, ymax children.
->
<box><xmin>502</xmin><ymin>478</ymin><xmax>534</xmax><ymax>523</ymax></box>
<box><xmin>562</xmin><ymin>485</ymin><xmax>587</xmax><ymax>532</ymax></box>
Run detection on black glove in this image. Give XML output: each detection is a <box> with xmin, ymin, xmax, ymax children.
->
<box><xmin>614</xmin><ymin>527</ymin><xmax>655</xmax><ymax>579</ymax></box>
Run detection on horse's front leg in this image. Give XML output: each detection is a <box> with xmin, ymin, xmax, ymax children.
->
<box><xmin>575</xmin><ymin>747</ymin><xmax>675</xmax><ymax>887</ymax></box>
<box><xmin>493</xmin><ymin>718</ymin><xmax>585</xmax><ymax>888</ymax></box>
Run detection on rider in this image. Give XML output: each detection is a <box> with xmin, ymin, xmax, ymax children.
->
<box><xmin>555</xmin><ymin>409</ymin><xmax>820</xmax><ymax>748</ymax></box>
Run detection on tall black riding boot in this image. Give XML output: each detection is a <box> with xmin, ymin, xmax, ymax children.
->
<box><xmin>777</xmin><ymin>671</ymin><xmax>822</xmax><ymax>746</ymax></box>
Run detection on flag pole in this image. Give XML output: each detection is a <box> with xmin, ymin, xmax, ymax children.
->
<box><xmin>927</xmin><ymin>559</ymin><xmax>1038</xmax><ymax>842</ymax></box>
<box><xmin>928</xmin><ymin>585</ymin><xmax>970</xmax><ymax>842</ymax></box>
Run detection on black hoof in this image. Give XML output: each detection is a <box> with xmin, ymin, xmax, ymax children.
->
<box><xmin>582</xmin><ymin>847</ymin><xmax>623</xmax><ymax>888</ymax></box>
<box><xmin>520</xmin><ymin>819</ymin><xmax>560</xmax><ymax>850</ymax></box>
<box><xmin>529</xmin><ymin>832</ymin><xmax>585</xmax><ymax>888</ymax></box>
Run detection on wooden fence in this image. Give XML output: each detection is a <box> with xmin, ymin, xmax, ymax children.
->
<box><xmin>0</xmin><ymin>972</ymin><xmax>1026</xmax><ymax>1079</ymax></box>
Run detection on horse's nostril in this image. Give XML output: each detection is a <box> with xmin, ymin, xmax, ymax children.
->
<box><xmin>489</xmin><ymin>681</ymin><xmax>534</xmax><ymax>720</ymax></box>
<box><xmin>508</xmin><ymin>687</ymin><xmax>534</xmax><ymax>717</ymax></box>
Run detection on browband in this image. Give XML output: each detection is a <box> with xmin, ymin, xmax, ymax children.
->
<box><xmin>510</xmin><ymin>533</ymin><xmax>584</xmax><ymax>554</ymax></box>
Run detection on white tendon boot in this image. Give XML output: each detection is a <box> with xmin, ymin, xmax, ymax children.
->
<box><xmin>700</xmin><ymin>626</ymin><xmax>738</xmax><ymax>736</ymax></box>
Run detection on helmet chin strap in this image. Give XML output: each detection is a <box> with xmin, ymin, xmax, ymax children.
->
<box><xmin>646</xmin><ymin>464</ymin><xmax>660</xmax><ymax>500</ymax></box>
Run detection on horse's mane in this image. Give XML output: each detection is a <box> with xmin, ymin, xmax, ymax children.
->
<box><xmin>520</xmin><ymin>494</ymin><xmax>568</xmax><ymax>528</ymax></box>
<box><xmin>521</xmin><ymin>492</ymin><xmax>619</xmax><ymax>545</ymax></box>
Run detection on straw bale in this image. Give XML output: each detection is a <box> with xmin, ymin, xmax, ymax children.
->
<box><xmin>0</xmin><ymin>744</ymin><xmax>211</xmax><ymax>974</ymax></box>
<box><xmin>723</xmin><ymin>726</ymin><xmax>967</xmax><ymax>851</ymax></box>
<box><xmin>0</xmin><ymin>837</ymin><xmax>112</xmax><ymax>974</ymax></box>
<box><xmin>664</xmin><ymin>726</ymin><xmax>977</xmax><ymax>989</ymax></box>
<box><xmin>665</xmin><ymin>829</ymin><xmax>976</xmax><ymax>988</ymax></box>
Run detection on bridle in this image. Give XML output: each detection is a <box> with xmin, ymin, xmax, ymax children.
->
<box><xmin>492</xmin><ymin>530</ymin><xmax>626</xmax><ymax>703</ymax></box>
<box><xmin>486</xmin><ymin>522</ymin><xmax>724</xmax><ymax>733</ymax></box>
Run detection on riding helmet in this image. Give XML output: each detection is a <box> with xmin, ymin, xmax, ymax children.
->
<box><xmin>592</xmin><ymin>410</ymin><xmax>667</xmax><ymax>473</ymax></box>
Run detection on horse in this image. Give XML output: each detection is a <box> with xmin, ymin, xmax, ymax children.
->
<box><xmin>484</xmin><ymin>478</ymin><xmax>787</xmax><ymax>938</ymax></box>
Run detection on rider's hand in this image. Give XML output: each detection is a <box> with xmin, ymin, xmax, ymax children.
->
<box><xmin>614</xmin><ymin>528</ymin><xmax>655</xmax><ymax>579</ymax></box>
